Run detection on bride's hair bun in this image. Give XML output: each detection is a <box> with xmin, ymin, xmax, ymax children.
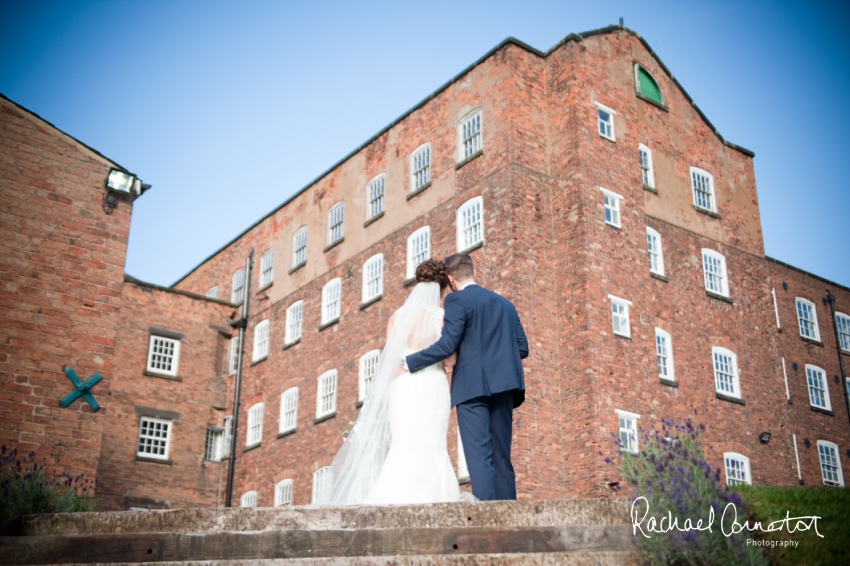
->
<box><xmin>415</xmin><ymin>259</ymin><xmax>448</xmax><ymax>289</ymax></box>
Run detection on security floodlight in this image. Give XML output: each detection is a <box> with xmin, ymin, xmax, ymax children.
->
<box><xmin>758</xmin><ymin>432</ymin><xmax>771</xmax><ymax>444</ymax></box>
<box><xmin>105</xmin><ymin>168</ymin><xmax>138</xmax><ymax>195</ymax></box>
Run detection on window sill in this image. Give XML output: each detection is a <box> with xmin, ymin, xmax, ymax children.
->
<box><xmin>277</xmin><ymin>429</ymin><xmax>296</xmax><ymax>439</ymax></box>
<box><xmin>289</xmin><ymin>262</ymin><xmax>306</xmax><ymax>275</ymax></box>
<box><xmin>149</xmin><ymin>327</ymin><xmax>185</xmax><ymax>340</ymax></box>
<box><xmin>319</xmin><ymin>318</ymin><xmax>339</xmax><ymax>331</ymax></box>
<box><xmin>458</xmin><ymin>240</ymin><xmax>484</xmax><ymax>255</ymax></box>
<box><xmin>599</xmin><ymin>134</ymin><xmax>616</xmax><ymax>143</ymax></box>
<box><xmin>693</xmin><ymin>205</ymin><xmax>721</xmax><ymax>220</ymax></box>
<box><xmin>364</xmin><ymin>211</ymin><xmax>384</xmax><ymax>228</ymax></box>
<box><xmin>811</xmin><ymin>406</ymin><xmax>834</xmax><ymax>416</ymax></box>
<box><xmin>455</xmin><ymin>150</ymin><xmax>483</xmax><ymax>170</ymax></box>
<box><xmin>135</xmin><ymin>456</ymin><xmax>173</xmax><ymax>465</ymax></box>
<box><xmin>406</xmin><ymin>181</ymin><xmax>431</xmax><ymax>201</ymax></box>
<box><xmin>360</xmin><ymin>295</ymin><xmax>382</xmax><ymax>310</ymax></box>
<box><xmin>243</xmin><ymin>442</ymin><xmax>261</xmax><ymax>453</ymax></box>
<box><xmin>614</xmin><ymin>333</ymin><xmax>631</xmax><ymax>341</ymax></box>
<box><xmin>801</xmin><ymin>337</ymin><xmax>823</xmax><ymax>347</ymax></box>
<box><xmin>643</xmin><ymin>185</ymin><xmax>658</xmax><ymax>194</ymax></box>
<box><xmin>355</xmin><ymin>400</ymin><xmax>364</xmax><ymax>408</ymax></box>
<box><xmin>458</xmin><ymin>477</ymin><xmax>470</xmax><ymax>485</ymax></box>
<box><xmin>636</xmin><ymin>93</ymin><xmax>669</xmax><ymax>112</ymax></box>
<box><xmin>143</xmin><ymin>370</ymin><xmax>182</xmax><ymax>382</ymax></box>
<box><xmin>604</xmin><ymin>221</ymin><xmax>622</xmax><ymax>230</ymax></box>
<box><xmin>323</xmin><ymin>238</ymin><xmax>344</xmax><ymax>253</ymax></box>
<box><xmin>283</xmin><ymin>338</ymin><xmax>301</xmax><ymax>351</ymax></box>
<box><xmin>706</xmin><ymin>291</ymin><xmax>733</xmax><ymax>304</ymax></box>
<box><xmin>659</xmin><ymin>378</ymin><xmax>679</xmax><ymax>388</ymax></box>
<box><xmin>403</xmin><ymin>277</ymin><xmax>416</xmax><ymax>288</ymax></box>
<box><xmin>650</xmin><ymin>272</ymin><xmax>668</xmax><ymax>282</ymax></box>
<box><xmin>715</xmin><ymin>392</ymin><xmax>746</xmax><ymax>406</ymax></box>
<box><xmin>314</xmin><ymin>412</ymin><xmax>336</xmax><ymax>425</ymax></box>
<box><xmin>257</xmin><ymin>282</ymin><xmax>273</xmax><ymax>293</ymax></box>
<box><xmin>250</xmin><ymin>355</ymin><xmax>268</xmax><ymax>367</ymax></box>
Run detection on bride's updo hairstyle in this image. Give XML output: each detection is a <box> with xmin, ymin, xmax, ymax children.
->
<box><xmin>415</xmin><ymin>259</ymin><xmax>448</xmax><ymax>290</ymax></box>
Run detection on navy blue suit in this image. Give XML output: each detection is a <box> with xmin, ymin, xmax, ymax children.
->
<box><xmin>405</xmin><ymin>284</ymin><xmax>528</xmax><ymax>500</ymax></box>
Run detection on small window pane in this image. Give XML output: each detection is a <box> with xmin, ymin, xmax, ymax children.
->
<box><xmin>837</xmin><ymin>313</ymin><xmax>850</xmax><ymax>351</ymax></box>
<box><xmin>460</xmin><ymin>111</ymin><xmax>482</xmax><ymax>160</ymax></box>
<box><xmin>359</xmin><ymin>350</ymin><xmax>380</xmax><ymax>401</ymax></box>
<box><xmin>247</xmin><ymin>403</ymin><xmax>264</xmax><ymax>446</ymax></box>
<box><xmin>206</xmin><ymin>286</ymin><xmax>219</xmax><ymax>299</ymax></box>
<box><xmin>367</xmin><ymin>176</ymin><xmax>385</xmax><ymax>219</ymax></box>
<box><xmin>818</xmin><ymin>442</ymin><xmax>844</xmax><ymax>486</ymax></box>
<box><xmin>280</xmin><ymin>387</ymin><xmax>298</xmax><ymax>433</ymax></box>
<box><xmin>363</xmin><ymin>255</ymin><xmax>383</xmax><ymax>302</ymax></box>
<box><xmin>312</xmin><ymin>466</ymin><xmax>333</xmax><ymax>504</ymax></box>
<box><xmin>292</xmin><ymin>228</ymin><xmax>307</xmax><ymax>267</ymax></box>
<box><xmin>411</xmin><ymin>145</ymin><xmax>431</xmax><ymax>190</ymax></box>
<box><xmin>457</xmin><ymin>197</ymin><xmax>484</xmax><ymax>252</ymax></box>
<box><xmin>328</xmin><ymin>204</ymin><xmax>344</xmax><ymax>245</ymax></box>
<box><xmin>806</xmin><ymin>365</ymin><xmax>830</xmax><ymax>410</ymax></box>
<box><xmin>724</xmin><ymin>453</ymin><xmax>751</xmax><ymax>486</ymax></box>
<box><xmin>232</xmin><ymin>269</ymin><xmax>245</xmax><ymax>304</ymax></box>
<box><xmin>137</xmin><ymin>417</ymin><xmax>171</xmax><ymax>459</ymax></box>
<box><xmin>317</xmin><ymin>370</ymin><xmax>337</xmax><ymax>418</ymax></box>
<box><xmin>147</xmin><ymin>336</ymin><xmax>180</xmax><ymax>376</ymax></box>
<box><xmin>275</xmin><ymin>480</ymin><xmax>293</xmax><ymax>507</ymax></box>
<box><xmin>260</xmin><ymin>250</ymin><xmax>274</xmax><ymax>288</ymax></box>
<box><xmin>796</xmin><ymin>299</ymin><xmax>819</xmax><ymax>341</ymax></box>
<box><xmin>618</xmin><ymin>414</ymin><xmax>638</xmax><ymax>453</ymax></box>
<box><xmin>286</xmin><ymin>301</ymin><xmax>303</xmax><ymax>344</ymax></box>
<box><xmin>322</xmin><ymin>279</ymin><xmax>341</xmax><ymax>324</ymax></box>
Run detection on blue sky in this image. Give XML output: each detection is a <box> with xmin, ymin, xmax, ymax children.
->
<box><xmin>1</xmin><ymin>0</ymin><xmax>848</xmax><ymax>288</ymax></box>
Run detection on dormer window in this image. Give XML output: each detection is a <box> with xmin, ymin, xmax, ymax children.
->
<box><xmin>634</xmin><ymin>64</ymin><xmax>665</xmax><ymax>107</ymax></box>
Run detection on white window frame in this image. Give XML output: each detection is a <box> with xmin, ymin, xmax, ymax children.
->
<box><xmin>231</xmin><ymin>268</ymin><xmax>245</xmax><ymax>304</ymax></box>
<box><xmin>712</xmin><ymin>346</ymin><xmax>740</xmax><ymax>399</ymax></box>
<box><xmin>690</xmin><ymin>167</ymin><xmax>716</xmax><ymax>213</ymax></box>
<box><xmin>279</xmin><ymin>387</ymin><xmax>298</xmax><ymax>434</ymax></box>
<box><xmin>406</xmin><ymin>226</ymin><xmax>431</xmax><ymax>279</ymax></box>
<box><xmin>615</xmin><ymin>409</ymin><xmax>639</xmax><ymax>454</ymax></box>
<box><xmin>362</xmin><ymin>254</ymin><xmax>383</xmax><ymax>303</ymax></box>
<box><xmin>805</xmin><ymin>364</ymin><xmax>831</xmax><ymax>411</ymax></box>
<box><xmin>136</xmin><ymin>417</ymin><xmax>172</xmax><ymax>460</ymax></box>
<box><xmin>146</xmin><ymin>335</ymin><xmax>180</xmax><ymax>377</ymax></box>
<box><xmin>240</xmin><ymin>491</ymin><xmax>258</xmax><ymax>508</ymax></box>
<box><xmin>795</xmin><ymin>298</ymin><xmax>821</xmax><ymax>342</ymax></box>
<box><xmin>458</xmin><ymin>108</ymin><xmax>483</xmax><ymax>161</ymax></box>
<box><xmin>312</xmin><ymin>466</ymin><xmax>333</xmax><ymax>504</ymax></box>
<box><xmin>321</xmin><ymin>278</ymin><xmax>341</xmax><ymax>325</ymax></box>
<box><xmin>274</xmin><ymin>479</ymin><xmax>293</xmax><ymax>507</ymax></box>
<box><xmin>639</xmin><ymin>143</ymin><xmax>654</xmax><ymax>189</ymax></box>
<box><xmin>655</xmin><ymin>328</ymin><xmax>674</xmax><ymax>381</ymax></box>
<box><xmin>292</xmin><ymin>226</ymin><xmax>308</xmax><ymax>268</ymax></box>
<box><xmin>316</xmin><ymin>369</ymin><xmax>338</xmax><ymax>419</ymax></box>
<box><xmin>359</xmin><ymin>350</ymin><xmax>380</xmax><ymax>402</ymax></box>
<box><xmin>724</xmin><ymin>452</ymin><xmax>752</xmax><ymax>486</ymax></box>
<box><xmin>701</xmin><ymin>249</ymin><xmax>729</xmax><ymax>297</ymax></box>
<box><xmin>252</xmin><ymin>319</ymin><xmax>270</xmax><ymax>362</ymax></box>
<box><xmin>456</xmin><ymin>196</ymin><xmax>484</xmax><ymax>252</ymax></box>
<box><xmin>457</xmin><ymin>427</ymin><xmax>469</xmax><ymax>480</ymax></box>
<box><xmin>595</xmin><ymin>102</ymin><xmax>616</xmax><ymax>141</ymax></box>
<box><xmin>599</xmin><ymin>187</ymin><xmax>623</xmax><ymax>228</ymax></box>
<box><xmin>222</xmin><ymin>415</ymin><xmax>233</xmax><ymax>458</ymax></box>
<box><xmin>204</xmin><ymin>427</ymin><xmax>224</xmax><ymax>462</ymax></box>
<box><xmin>366</xmin><ymin>174</ymin><xmax>385</xmax><ymax>220</ymax></box>
<box><xmin>837</xmin><ymin>312</ymin><xmax>850</xmax><ymax>352</ymax></box>
<box><xmin>327</xmin><ymin>202</ymin><xmax>345</xmax><ymax>246</ymax></box>
<box><xmin>646</xmin><ymin>227</ymin><xmax>665</xmax><ymax>276</ymax></box>
<box><xmin>817</xmin><ymin>440</ymin><xmax>844</xmax><ymax>487</ymax></box>
<box><xmin>410</xmin><ymin>142</ymin><xmax>431</xmax><ymax>192</ymax></box>
<box><xmin>285</xmin><ymin>300</ymin><xmax>303</xmax><ymax>345</ymax></box>
<box><xmin>228</xmin><ymin>338</ymin><xmax>239</xmax><ymax>375</ymax></box>
<box><xmin>246</xmin><ymin>402</ymin><xmax>264</xmax><ymax>447</ymax></box>
<box><xmin>608</xmin><ymin>295</ymin><xmax>631</xmax><ymax>338</ymax></box>
<box><xmin>259</xmin><ymin>249</ymin><xmax>274</xmax><ymax>289</ymax></box>
<box><xmin>205</xmin><ymin>286</ymin><xmax>219</xmax><ymax>300</ymax></box>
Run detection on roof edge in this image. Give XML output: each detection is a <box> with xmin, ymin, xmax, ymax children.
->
<box><xmin>764</xmin><ymin>256</ymin><xmax>850</xmax><ymax>294</ymax></box>
<box><xmin>125</xmin><ymin>273</ymin><xmax>239</xmax><ymax>306</ymax></box>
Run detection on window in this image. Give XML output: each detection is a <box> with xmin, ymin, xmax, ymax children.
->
<box><xmin>796</xmin><ymin>298</ymin><xmax>820</xmax><ymax>342</ymax></box>
<box><xmin>806</xmin><ymin>364</ymin><xmax>831</xmax><ymax>411</ymax></box>
<box><xmin>247</xmin><ymin>402</ymin><xmax>264</xmax><ymax>446</ymax></box>
<box><xmin>204</xmin><ymin>428</ymin><xmax>223</xmax><ymax>462</ymax></box>
<box><xmin>279</xmin><ymin>387</ymin><xmax>298</xmax><ymax>434</ymax></box>
<box><xmin>837</xmin><ymin>313</ymin><xmax>850</xmax><ymax>352</ymax></box>
<box><xmin>231</xmin><ymin>269</ymin><xmax>245</xmax><ymax>304</ymax></box>
<box><xmin>712</xmin><ymin>347</ymin><xmax>740</xmax><ymax>398</ymax></box>
<box><xmin>817</xmin><ymin>441</ymin><xmax>844</xmax><ymax>486</ymax></box>
<box><xmin>690</xmin><ymin>167</ymin><xmax>716</xmax><ymax>212</ymax></box>
<box><xmin>457</xmin><ymin>196</ymin><xmax>484</xmax><ymax>252</ymax></box>
<box><xmin>634</xmin><ymin>64</ymin><xmax>664</xmax><ymax>106</ymax></box>
<box><xmin>359</xmin><ymin>350</ymin><xmax>380</xmax><ymax>402</ymax></box>
<box><xmin>285</xmin><ymin>300</ymin><xmax>303</xmax><ymax>345</ymax></box>
<box><xmin>600</xmin><ymin>188</ymin><xmax>622</xmax><ymax>228</ymax></box>
<box><xmin>616</xmin><ymin>410</ymin><xmax>639</xmax><ymax>454</ymax></box>
<box><xmin>655</xmin><ymin>328</ymin><xmax>674</xmax><ymax>381</ymax></box>
<box><xmin>367</xmin><ymin>174</ymin><xmax>385</xmax><ymax>220</ymax></box>
<box><xmin>608</xmin><ymin>295</ymin><xmax>631</xmax><ymax>338</ymax></box>
<box><xmin>221</xmin><ymin>416</ymin><xmax>232</xmax><ymax>458</ymax></box>
<box><xmin>724</xmin><ymin>452</ymin><xmax>751</xmax><ymax>486</ymax></box>
<box><xmin>595</xmin><ymin>102</ymin><xmax>616</xmax><ymax>141</ymax></box>
<box><xmin>406</xmin><ymin>226</ymin><xmax>431</xmax><ymax>279</ymax></box>
<box><xmin>321</xmin><ymin>278</ymin><xmax>341</xmax><ymax>324</ymax></box>
<box><xmin>458</xmin><ymin>109</ymin><xmax>482</xmax><ymax>160</ymax></box>
<box><xmin>362</xmin><ymin>254</ymin><xmax>383</xmax><ymax>303</ymax></box>
<box><xmin>701</xmin><ymin>249</ymin><xmax>729</xmax><ymax>297</ymax></box>
<box><xmin>327</xmin><ymin>203</ymin><xmax>344</xmax><ymax>246</ymax></box>
<box><xmin>252</xmin><ymin>320</ymin><xmax>270</xmax><ymax>362</ymax></box>
<box><xmin>228</xmin><ymin>338</ymin><xmax>239</xmax><ymax>375</ymax></box>
<box><xmin>240</xmin><ymin>491</ymin><xmax>257</xmax><ymax>508</ymax></box>
<box><xmin>292</xmin><ymin>227</ymin><xmax>307</xmax><ymax>268</ymax></box>
<box><xmin>312</xmin><ymin>466</ymin><xmax>333</xmax><ymax>504</ymax></box>
<box><xmin>205</xmin><ymin>286</ymin><xmax>219</xmax><ymax>300</ymax></box>
<box><xmin>136</xmin><ymin>417</ymin><xmax>171</xmax><ymax>460</ymax></box>
<box><xmin>637</xmin><ymin>145</ymin><xmax>654</xmax><ymax>191</ymax></box>
<box><xmin>646</xmin><ymin>227</ymin><xmax>664</xmax><ymax>276</ymax></box>
<box><xmin>274</xmin><ymin>479</ymin><xmax>293</xmax><ymax>507</ymax></box>
<box><xmin>316</xmin><ymin>370</ymin><xmax>338</xmax><ymax>418</ymax></box>
<box><xmin>259</xmin><ymin>249</ymin><xmax>274</xmax><ymax>288</ymax></box>
<box><xmin>147</xmin><ymin>335</ymin><xmax>180</xmax><ymax>377</ymax></box>
<box><xmin>410</xmin><ymin>143</ymin><xmax>431</xmax><ymax>191</ymax></box>
<box><xmin>457</xmin><ymin>427</ymin><xmax>469</xmax><ymax>480</ymax></box>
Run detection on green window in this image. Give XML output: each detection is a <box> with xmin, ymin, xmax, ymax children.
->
<box><xmin>635</xmin><ymin>65</ymin><xmax>664</xmax><ymax>106</ymax></box>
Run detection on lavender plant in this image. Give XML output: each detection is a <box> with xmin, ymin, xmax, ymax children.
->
<box><xmin>1</xmin><ymin>446</ymin><xmax>98</xmax><ymax>521</ymax></box>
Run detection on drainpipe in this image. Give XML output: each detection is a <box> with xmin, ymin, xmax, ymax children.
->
<box><xmin>825</xmin><ymin>290</ymin><xmax>850</xmax><ymax>430</ymax></box>
<box><xmin>225</xmin><ymin>248</ymin><xmax>253</xmax><ymax>507</ymax></box>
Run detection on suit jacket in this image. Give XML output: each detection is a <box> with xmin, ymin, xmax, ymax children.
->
<box><xmin>405</xmin><ymin>284</ymin><xmax>529</xmax><ymax>407</ymax></box>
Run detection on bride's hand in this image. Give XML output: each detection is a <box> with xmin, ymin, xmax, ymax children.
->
<box><xmin>442</xmin><ymin>352</ymin><xmax>457</xmax><ymax>368</ymax></box>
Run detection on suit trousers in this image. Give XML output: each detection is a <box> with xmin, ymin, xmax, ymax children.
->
<box><xmin>456</xmin><ymin>390</ymin><xmax>516</xmax><ymax>501</ymax></box>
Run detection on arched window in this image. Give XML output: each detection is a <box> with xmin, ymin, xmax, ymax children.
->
<box><xmin>634</xmin><ymin>64</ymin><xmax>664</xmax><ymax>107</ymax></box>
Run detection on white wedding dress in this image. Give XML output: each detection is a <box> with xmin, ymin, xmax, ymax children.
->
<box><xmin>328</xmin><ymin>282</ymin><xmax>460</xmax><ymax>505</ymax></box>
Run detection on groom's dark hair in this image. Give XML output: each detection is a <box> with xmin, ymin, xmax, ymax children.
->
<box><xmin>444</xmin><ymin>254</ymin><xmax>474</xmax><ymax>280</ymax></box>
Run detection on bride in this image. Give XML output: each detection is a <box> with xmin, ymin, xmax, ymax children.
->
<box><xmin>328</xmin><ymin>259</ymin><xmax>461</xmax><ymax>505</ymax></box>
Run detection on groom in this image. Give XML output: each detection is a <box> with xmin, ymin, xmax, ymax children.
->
<box><xmin>404</xmin><ymin>253</ymin><xmax>528</xmax><ymax>500</ymax></box>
